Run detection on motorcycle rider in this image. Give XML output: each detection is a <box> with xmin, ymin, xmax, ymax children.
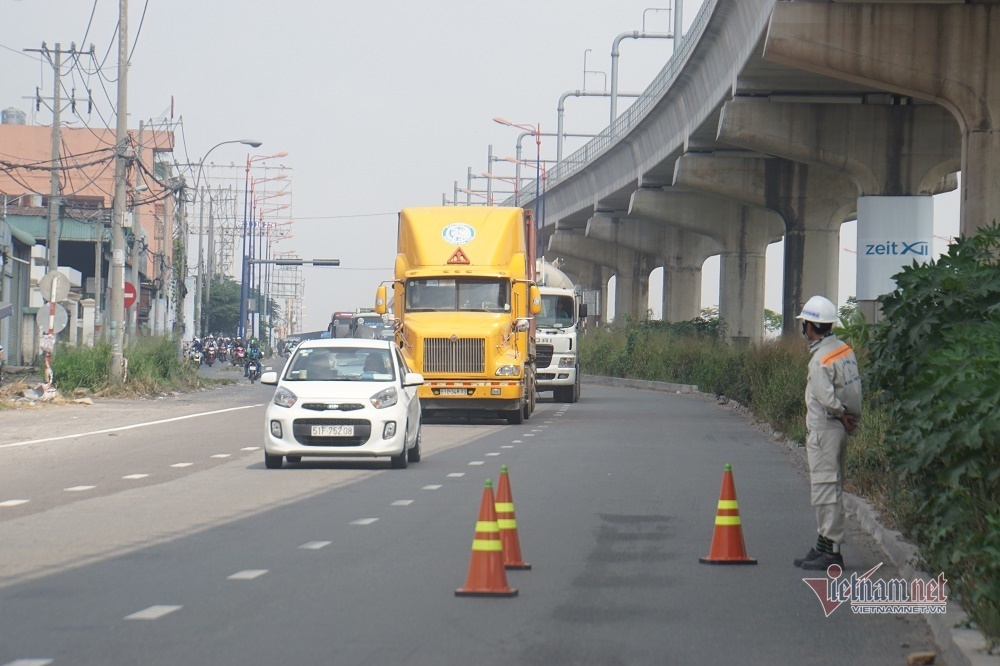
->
<box><xmin>244</xmin><ymin>337</ymin><xmax>263</xmax><ymax>377</ymax></box>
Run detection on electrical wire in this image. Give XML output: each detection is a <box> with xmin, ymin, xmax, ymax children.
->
<box><xmin>79</xmin><ymin>0</ymin><xmax>99</xmax><ymax>50</ymax></box>
<box><xmin>292</xmin><ymin>212</ymin><xmax>397</xmax><ymax>220</ymax></box>
<box><xmin>127</xmin><ymin>0</ymin><xmax>149</xmax><ymax>64</ymax></box>
<box><xmin>0</xmin><ymin>41</ymin><xmax>41</xmax><ymax>60</ymax></box>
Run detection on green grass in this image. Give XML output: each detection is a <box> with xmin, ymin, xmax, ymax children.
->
<box><xmin>50</xmin><ymin>336</ymin><xmax>200</xmax><ymax>395</ymax></box>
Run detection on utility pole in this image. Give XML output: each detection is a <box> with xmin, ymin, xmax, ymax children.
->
<box><xmin>109</xmin><ymin>0</ymin><xmax>128</xmax><ymax>382</ymax></box>
<box><xmin>24</xmin><ymin>43</ymin><xmax>93</xmax><ymax>272</ymax></box>
<box><xmin>204</xmin><ymin>191</ymin><xmax>215</xmax><ymax>334</ymax></box>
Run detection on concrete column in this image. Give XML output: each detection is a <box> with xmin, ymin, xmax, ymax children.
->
<box><xmin>674</xmin><ymin>154</ymin><xmax>856</xmax><ymax>334</ymax></box>
<box><xmin>81</xmin><ymin>299</ymin><xmax>95</xmax><ymax>347</ymax></box>
<box><xmin>764</xmin><ymin>2</ymin><xmax>996</xmax><ymax>236</ymax></box>
<box><xmin>586</xmin><ymin>215</ymin><xmax>719</xmax><ymax>322</ymax></box>
<box><xmin>547</xmin><ymin>232</ymin><xmax>656</xmax><ymax>321</ymax></box>
<box><xmin>67</xmin><ymin>295</ymin><xmax>79</xmax><ymax>346</ymax></box>
<box><xmin>628</xmin><ymin>188</ymin><xmax>784</xmax><ymax>342</ymax></box>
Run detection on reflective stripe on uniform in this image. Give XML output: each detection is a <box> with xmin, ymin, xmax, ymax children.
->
<box><xmin>472</xmin><ymin>539</ymin><xmax>504</xmax><ymax>551</ymax></box>
<box><xmin>821</xmin><ymin>345</ymin><xmax>852</xmax><ymax>366</ymax></box>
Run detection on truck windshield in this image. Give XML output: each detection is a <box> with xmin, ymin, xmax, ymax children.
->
<box><xmin>405</xmin><ymin>278</ymin><xmax>510</xmax><ymax>313</ymax></box>
<box><xmin>538</xmin><ymin>294</ymin><xmax>575</xmax><ymax>328</ymax></box>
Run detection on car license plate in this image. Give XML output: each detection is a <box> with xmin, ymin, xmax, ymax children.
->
<box><xmin>311</xmin><ymin>425</ymin><xmax>354</xmax><ymax>437</ymax></box>
<box><xmin>439</xmin><ymin>388</ymin><xmax>467</xmax><ymax>395</ymax></box>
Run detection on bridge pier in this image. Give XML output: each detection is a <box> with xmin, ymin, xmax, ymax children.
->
<box><xmin>586</xmin><ymin>215</ymin><xmax>719</xmax><ymax>323</ymax></box>
<box><xmin>628</xmin><ymin>189</ymin><xmax>784</xmax><ymax>343</ymax></box>
<box><xmin>717</xmin><ymin>98</ymin><xmax>960</xmax><ymax>320</ymax></box>
<box><xmin>674</xmin><ymin>154</ymin><xmax>855</xmax><ymax>335</ymax></box>
<box><xmin>547</xmin><ymin>231</ymin><xmax>655</xmax><ymax>322</ymax></box>
<box><xmin>764</xmin><ymin>1</ymin><xmax>995</xmax><ymax>237</ymax></box>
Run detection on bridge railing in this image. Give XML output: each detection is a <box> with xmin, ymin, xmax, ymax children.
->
<box><xmin>502</xmin><ymin>0</ymin><xmax>717</xmax><ymax>207</ymax></box>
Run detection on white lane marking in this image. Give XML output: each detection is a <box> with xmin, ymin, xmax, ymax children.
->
<box><xmin>3</xmin><ymin>659</ymin><xmax>54</xmax><ymax>665</ymax></box>
<box><xmin>299</xmin><ymin>541</ymin><xmax>331</xmax><ymax>550</ymax></box>
<box><xmin>228</xmin><ymin>569</ymin><xmax>268</xmax><ymax>580</ymax></box>
<box><xmin>422</xmin><ymin>485</ymin><xmax>443</xmax><ymax>490</ymax></box>
<box><xmin>240</xmin><ymin>446</ymin><xmax>260</xmax><ymax>451</ymax></box>
<box><xmin>351</xmin><ymin>518</ymin><xmax>379</xmax><ymax>525</ymax></box>
<box><xmin>544</xmin><ymin>420</ymin><xmax>554</xmax><ymax>424</ymax></box>
<box><xmin>531</xmin><ymin>429</ymin><xmax>542</xmax><ymax>432</ymax></box>
<box><xmin>538</xmin><ymin>425</ymin><xmax>549</xmax><ymax>429</ymax></box>
<box><xmin>64</xmin><ymin>485</ymin><xmax>96</xmax><ymax>492</ymax></box>
<box><xmin>501</xmin><ymin>446</ymin><xmax>514</xmax><ymax>449</ymax></box>
<box><xmin>511</xmin><ymin>440</ymin><xmax>523</xmax><ymax>444</ymax></box>
<box><xmin>391</xmin><ymin>500</ymin><xmax>414</xmax><ymax>506</ymax></box>
<box><xmin>125</xmin><ymin>605</ymin><xmax>182</xmax><ymax>620</ymax></box>
<box><xmin>0</xmin><ymin>499</ymin><xmax>30</xmax><ymax>507</ymax></box>
<box><xmin>210</xmin><ymin>454</ymin><xmax>231</xmax><ymax>459</ymax></box>
<box><xmin>122</xmin><ymin>474</ymin><xmax>149</xmax><ymax>480</ymax></box>
<box><xmin>467</xmin><ymin>461</ymin><xmax>485</xmax><ymax>466</ymax></box>
<box><xmin>0</xmin><ymin>404</ymin><xmax>265</xmax><ymax>449</ymax></box>
<box><xmin>170</xmin><ymin>463</ymin><xmax>194</xmax><ymax>468</ymax></box>
<box><xmin>447</xmin><ymin>473</ymin><xmax>465</xmax><ymax>478</ymax></box>
<box><xmin>523</xmin><ymin>434</ymin><xmax>535</xmax><ymax>437</ymax></box>
<box><xmin>486</xmin><ymin>452</ymin><xmax>501</xmax><ymax>457</ymax></box>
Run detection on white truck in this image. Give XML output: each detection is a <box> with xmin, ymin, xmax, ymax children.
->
<box><xmin>534</xmin><ymin>260</ymin><xmax>586</xmax><ymax>403</ymax></box>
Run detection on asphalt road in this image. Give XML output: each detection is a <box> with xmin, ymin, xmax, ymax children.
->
<box><xmin>0</xmin><ymin>377</ymin><xmax>941</xmax><ymax>665</ymax></box>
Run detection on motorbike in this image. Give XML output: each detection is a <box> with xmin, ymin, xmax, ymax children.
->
<box><xmin>232</xmin><ymin>346</ymin><xmax>246</xmax><ymax>367</ymax></box>
<box><xmin>188</xmin><ymin>349</ymin><xmax>202</xmax><ymax>366</ymax></box>
<box><xmin>247</xmin><ymin>359</ymin><xmax>262</xmax><ymax>383</ymax></box>
<box><xmin>204</xmin><ymin>346</ymin><xmax>217</xmax><ymax>367</ymax></box>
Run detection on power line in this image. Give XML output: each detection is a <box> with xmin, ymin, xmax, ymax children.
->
<box><xmin>294</xmin><ymin>212</ymin><xmax>397</xmax><ymax>220</ymax></box>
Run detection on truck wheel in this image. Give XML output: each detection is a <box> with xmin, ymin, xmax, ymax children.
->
<box><xmin>554</xmin><ymin>386</ymin><xmax>572</xmax><ymax>403</ymax></box>
<box><xmin>506</xmin><ymin>408</ymin><xmax>524</xmax><ymax>425</ymax></box>
<box><xmin>571</xmin><ymin>370</ymin><xmax>581</xmax><ymax>403</ymax></box>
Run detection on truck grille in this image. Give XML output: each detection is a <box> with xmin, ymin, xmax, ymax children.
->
<box><xmin>536</xmin><ymin>344</ymin><xmax>554</xmax><ymax>369</ymax></box>
<box><xmin>423</xmin><ymin>338</ymin><xmax>485</xmax><ymax>374</ymax></box>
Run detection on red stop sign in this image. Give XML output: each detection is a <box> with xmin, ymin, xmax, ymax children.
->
<box><xmin>124</xmin><ymin>282</ymin><xmax>137</xmax><ymax>309</ymax></box>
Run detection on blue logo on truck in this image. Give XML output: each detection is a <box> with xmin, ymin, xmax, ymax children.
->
<box><xmin>442</xmin><ymin>223</ymin><xmax>475</xmax><ymax>245</ymax></box>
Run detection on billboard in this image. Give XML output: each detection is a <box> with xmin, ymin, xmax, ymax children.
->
<box><xmin>856</xmin><ymin>196</ymin><xmax>934</xmax><ymax>300</ymax></box>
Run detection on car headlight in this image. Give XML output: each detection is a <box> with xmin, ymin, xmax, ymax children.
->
<box><xmin>558</xmin><ymin>356</ymin><xmax>575</xmax><ymax>368</ymax></box>
<box><xmin>370</xmin><ymin>386</ymin><xmax>398</xmax><ymax>409</ymax></box>
<box><xmin>495</xmin><ymin>365</ymin><xmax>521</xmax><ymax>377</ymax></box>
<box><xmin>273</xmin><ymin>387</ymin><xmax>297</xmax><ymax>408</ymax></box>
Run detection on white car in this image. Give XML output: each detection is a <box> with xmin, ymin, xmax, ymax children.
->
<box><xmin>260</xmin><ymin>339</ymin><xmax>424</xmax><ymax>469</ymax></box>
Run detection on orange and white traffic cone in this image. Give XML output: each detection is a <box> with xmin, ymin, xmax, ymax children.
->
<box><xmin>455</xmin><ymin>479</ymin><xmax>519</xmax><ymax>597</ymax></box>
<box><xmin>699</xmin><ymin>464</ymin><xmax>758</xmax><ymax>565</ymax></box>
<box><xmin>495</xmin><ymin>465</ymin><xmax>531</xmax><ymax>570</ymax></box>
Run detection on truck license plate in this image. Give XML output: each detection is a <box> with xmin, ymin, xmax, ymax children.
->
<box><xmin>311</xmin><ymin>425</ymin><xmax>354</xmax><ymax>436</ymax></box>
<box><xmin>439</xmin><ymin>388</ymin><xmax>467</xmax><ymax>395</ymax></box>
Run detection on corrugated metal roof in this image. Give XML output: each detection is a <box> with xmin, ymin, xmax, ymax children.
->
<box><xmin>6</xmin><ymin>214</ymin><xmax>105</xmax><ymax>242</ymax></box>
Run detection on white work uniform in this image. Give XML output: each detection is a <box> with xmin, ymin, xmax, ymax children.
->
<box><xmin>805</xmin><ymin>334</ymin><xmax>862</xmax><ymax>544</ymax></box>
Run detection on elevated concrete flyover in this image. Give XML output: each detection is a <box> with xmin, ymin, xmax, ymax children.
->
<box><xmin>512</xmin><ymin>0</ymin><xmax>985</xmax><ymax>340</ymax></box>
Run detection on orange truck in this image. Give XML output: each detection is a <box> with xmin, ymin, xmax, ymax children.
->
<box><xmin>376</xmin><ymin>206</ymin><xmax>541</xmax><ymax>423</ymax></box>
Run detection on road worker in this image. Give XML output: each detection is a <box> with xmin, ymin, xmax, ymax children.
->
<box><xmin>793</xmin><ymin>295</ymin><xmax>863</xmax><ymax>571</ymax></box>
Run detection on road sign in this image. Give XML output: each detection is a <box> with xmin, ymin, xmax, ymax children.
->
<box><xmin>38</xmin><ymin>302</ymin><xmax>69</xmax><ymax>334</ymax></box>
<box><xmin>38</xmin><ymin>271</ymin><xmax>71</xmax><ymax>303</ymax></box>
<box><xmin>124</xmin><ymin>282</ymin><xmax>138</xmax><ymax>309</ymax></box>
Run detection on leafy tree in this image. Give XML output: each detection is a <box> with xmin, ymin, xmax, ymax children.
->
<box><xmin>763</xmin><ymin>308</ymin><xmax>782</xmax><ymax>334</ymax></box>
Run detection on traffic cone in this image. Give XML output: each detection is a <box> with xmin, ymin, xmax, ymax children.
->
<box><xmin>455</xmin><ymin>480</ymin><xmax>518</xmax><ymax>597</ymax></box>
<box><xmin>495</xmin><ymin>465</ymin><xmax>531</xmax><ymax>570</ymax></box>
<box><xmin>699</xmin><ymin>464</ymin><xmax>758</xmax><ymax>565</ymax></box>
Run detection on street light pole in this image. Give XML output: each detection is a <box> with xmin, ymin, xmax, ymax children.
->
<box><xmin>190</xmin><ymin>139</ymin><xmax>262</xmax><ymax>340</ymax></box>
<box><xmin>240</xmin><ymin>153</ymin><xmax>288</xmax><ymax>339</ymax></box>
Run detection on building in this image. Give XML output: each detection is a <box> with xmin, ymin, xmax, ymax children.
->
<box><xmin>0</xmin><ymin>116</ymin><xmax>177</xmax><ymax>364</ymax></box>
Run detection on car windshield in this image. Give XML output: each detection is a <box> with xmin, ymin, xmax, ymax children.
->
<box><xmin>538</xmin><ymin>294</ymin><xmax>576</xmax><ymax>328</ymax></box>
<box><xmin>405</xmin><ymin>278</ymin><xmax>510</xmax><ymax>313</ymax></box>
<box><xmin>351</xmin><ymin>315</ymin><xmax>386</xmax><ymax>339</ymax></box>
<box><xmin>284</xmin><ymin>347</ymin><xmax>395</xmax><ymax>382</ymax></box>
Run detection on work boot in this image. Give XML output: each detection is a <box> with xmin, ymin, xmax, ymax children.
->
<box><xmin>793</xmin><ymin>547</ymin><xmax>822</xmax><ymax>567</ymax></box>
<box><xmin>800</xmin><ymin>551</ymin><xmax>844</xmax><ymax>571</ymax></box>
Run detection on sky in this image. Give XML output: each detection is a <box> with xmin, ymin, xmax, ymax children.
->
<box><xmin>0</xmin><ymin>0</ymin><xmax>960</xmax><ymax>331</ymax></box>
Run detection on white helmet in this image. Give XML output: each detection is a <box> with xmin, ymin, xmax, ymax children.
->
<box><xmin>795</xmin><ymin>295</ymin><xmax>838</xmax><ymax>324</ymax></box>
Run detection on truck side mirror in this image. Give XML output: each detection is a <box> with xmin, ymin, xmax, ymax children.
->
<box><xmin>375</xmin><ymin>285</ymin><xmax>387</xmax><ymax>315</ymax></box>
<box><xmin>578</xmin><ymin>303</ymin><xmax>588</xmax><ymax>319</ymax></box>
<box><xmin>529</xmin><ymin>286</ymin><xmax>542</xmax><ymax>315</ymax></box>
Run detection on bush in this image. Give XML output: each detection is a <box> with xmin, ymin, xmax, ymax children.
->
<box><xmin>867</xmin><ymin>226</ymin><xmax>1000</xmax><ymax>645</ymax></box>
<box><xmin>51</xmin><ymin>336</ymin><xmax>199</xmax><ymax>394</ymax></box>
